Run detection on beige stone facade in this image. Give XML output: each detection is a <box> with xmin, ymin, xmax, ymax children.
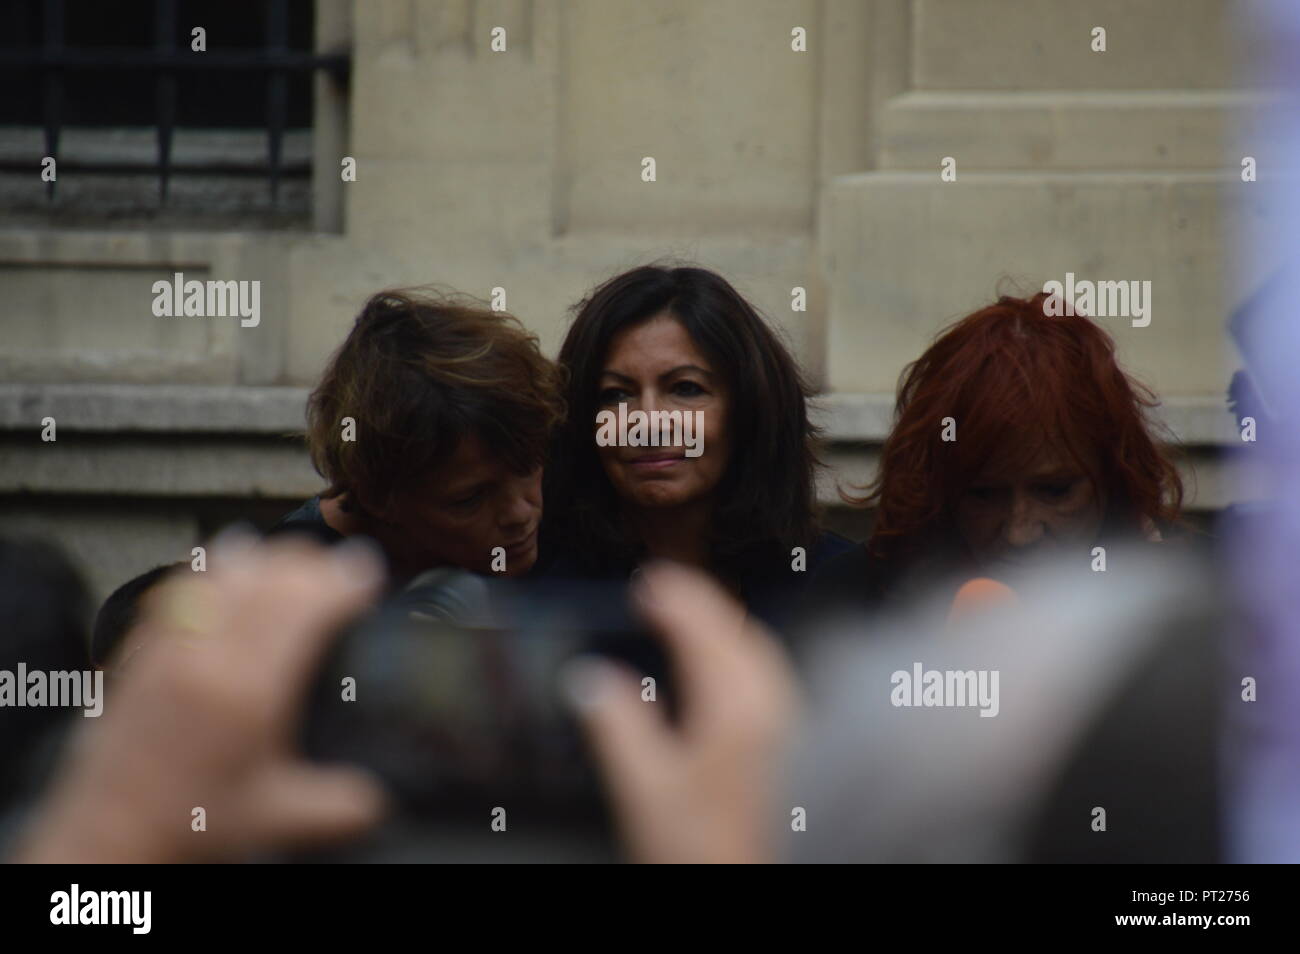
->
<box><xmin>0</xmin><ymin>1</ymin><xmax>1262</xmax><ymax>601</ymax></box>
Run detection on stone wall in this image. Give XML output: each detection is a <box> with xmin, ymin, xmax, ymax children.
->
<box><xmin>0</xmin><ymin>1</ymin><xmax>1261</xmax><ymax>603</ymax></box>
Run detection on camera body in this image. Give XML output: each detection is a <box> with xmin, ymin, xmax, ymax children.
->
<box><xmin>301</xmin><ymin>570</ymin><xmax>671</xmax><ymax>821</ymax></box>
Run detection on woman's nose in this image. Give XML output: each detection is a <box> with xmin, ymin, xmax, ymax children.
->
<box><xmin>638</xmin><ymin>389</ymin><xmax>666</xmax><ymax>414</ymax></box>
<box><xmin>1003</xmin><ymin>494</ymin><xmax>1046</xmax><ymax>548</ymax></box>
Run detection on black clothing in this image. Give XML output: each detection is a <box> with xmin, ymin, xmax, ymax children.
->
<box><xmin>534</xmin><ymin>530</ymin><xmax>857</xmax><ymax>633</ymax></box>
<box><xmin>801</xmin><ymin>540</ymin><xmax>968</xmax><ymax>621</ymax></box>
<box><xmin>804</xmin><ymin>533</ymin><xmax>1194</xmax><ymax>625</ymax></box>
<box><xmin>266</xmin><ymin>496</ymin><xmax>346</xmax><ymax>546</ymax></box>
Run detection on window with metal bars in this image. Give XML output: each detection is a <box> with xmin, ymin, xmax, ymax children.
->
<box><xmin>0</xmin><ymin>0</ymin><xmax>349</xmax><ymax>227</ymax></box>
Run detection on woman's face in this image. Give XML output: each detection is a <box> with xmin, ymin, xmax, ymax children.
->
<box><xmin>595</xmin><ymin>313</ymin><xmax>731</xmax><ymax>512</ymax></box>
<box><xmin>954</xmin><ymin>441</ymin><xmax>1105</xmax><ymax>572</ymax></box>
<box><xmin>388</xmin><ymin>434</ymin><xmax>543</xmax><ymax>577</ymax></box>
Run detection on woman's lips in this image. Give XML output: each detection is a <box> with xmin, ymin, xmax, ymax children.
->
<box><xmin>504</xmin><ymin>528</ymin><xmax>538</xmax><ymax>552</ymax></box>
<box><xmin>627</xmin><ymin>455</ymin><xmax>684</xmax><ymax>471</ymax></box>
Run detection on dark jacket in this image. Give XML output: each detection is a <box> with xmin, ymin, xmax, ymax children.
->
<box><xmin>534</xmin><ymin>530</ymin><xmax>857</xmax><ymax>634</ymax></box>
<box><xmin>266</xmin><ymin>496</ymin><xmax>346</xmax><ymax>546</ymax></box>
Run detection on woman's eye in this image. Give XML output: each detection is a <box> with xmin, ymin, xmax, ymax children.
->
<box><xmin>1035</xmin><ymin>481</ymin><xmax>1075</xmax><ymax>500</ymax></box>
<box><xmin>672</xmin><ymin>380</ymin><xmax>706</xmax><ymax>397</ymax></box>
<box><xmin>598</xmin><ymin>387</ymin><xmax>629</xmax><ymax>404</ymax></box>
<box><xmin>450</xmin><ymin>490</ymin><xmax>484</xmax><ymax>510</ymax></box>
<box><xmin>967</xmin><ymin>486</ymin><xmax>1000</xmax><ymax>502</ymax></box>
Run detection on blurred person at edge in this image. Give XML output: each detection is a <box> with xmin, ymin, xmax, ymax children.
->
<box><xmin>12</xmin><ymin>536</ymin><xmax>391</xmax><ymax>864</ymax></box>
<box><xmin>0</xmin><ymin>538</ymin><xmax>93</xmax><ymax>838</ymax></box>
<box><xmin>808</xmin><ymin>291</ymin><xmax>1187</xmax><ymax>615</ymax></box>
<box><xmin>269</xmin><ymin>288</ymin><xmax>564</xmax><ymax>585</ymax></box>
<box><xmin>537</xmin><ymin>265</ymin><xmax>854</xmax><ymax>629</ymax></box>
<box><xmin>1223</xmin><ymin>0</ymin><xmax>1300</xmax><ymax>865</ymax></box>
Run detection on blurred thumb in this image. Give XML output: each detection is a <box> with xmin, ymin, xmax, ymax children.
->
<box><xmin>253</xmin><ymin>763</ymin><xmax>388</xmax><ymax>848</ymax></box>
<box><xmin>560</xmin><ymin>656</ymin><xmax>673</xmax><ymax>805</ymax></box>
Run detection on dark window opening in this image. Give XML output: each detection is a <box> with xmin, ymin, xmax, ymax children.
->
<box><xmin>0</xmin><ymin>0</ymin><xmax>349</xmax><ymax>226</ymax></box>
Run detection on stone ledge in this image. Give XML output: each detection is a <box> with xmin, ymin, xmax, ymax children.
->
<box><xmin>0</xmin><ymin>384</ymin><xmax>1241</xmax><ymax>444</ymax></box>
<box><xmin>828</xmin><ymin>170</ymin><xmax>1238</xmax><ymax>187</ymax></box>
<box><xmin>816</xmin><ymin>444</ymin><xmax>1238</xmax><ymax>513</ymax></box>
<box><xmin>0</xmin><ymin>384</ymin><xmax>309</xmax><ymax>433</ymax></box>
<box><xmin>0</xmin><ymin>419</ymin><xmax>1240</xmax><ymax>511</ymax></box>
<box><xmin>879</xmin><ymin>90</ymin><xmax>1264</xmax><ymax>171</ymax></box>
<box><xmin>0</xmin><ymin>437</ymin><xmax>318</xmax><ymax>498</ymax></box>
<box><xmin>812</xmin><ymin>393</ymin><xmax>1240</xmax><ymax>446</ymax></box>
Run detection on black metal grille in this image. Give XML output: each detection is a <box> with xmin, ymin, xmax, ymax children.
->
<box><xmin>0</xmin><ymin>0</ymin><xmax>350</xmax><ymax>204</ymax></box>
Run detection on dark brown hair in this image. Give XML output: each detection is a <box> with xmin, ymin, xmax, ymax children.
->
<box><xmin>544</xmin><ymin>265</ymin><xmax>822</xmax><ymax>574</ymax></box>
<box><xmin>306</xmin><ymin>288</ymin><xmax>564</xmax><ymax>516</ymax></box>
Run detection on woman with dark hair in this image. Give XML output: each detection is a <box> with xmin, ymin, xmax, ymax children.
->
<box><xmin>270</xmin><ymin>287</ymin><xmax>565</xmax><ymax>584</ymax></box>
<box><xmin>810</xmin><ymin>291</ymin><xmax>1185</xmax><ymax>611</ymax></box>
<box><xmin>540</xmin><ymin>265</ymin><xmax>852</xmax><ymax>624</ymax></box>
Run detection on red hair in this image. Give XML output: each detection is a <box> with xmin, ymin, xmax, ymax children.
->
<box><xmin>851</xmin><ymin>292</ymin><xmax>1184</xmax><ymax>562</ymax></box>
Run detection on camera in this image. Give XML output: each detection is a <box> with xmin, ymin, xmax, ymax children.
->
<box><xmin>300</xmin><ymin>569</ymin><xmax>673</xmax><ymax>822</ymax></box>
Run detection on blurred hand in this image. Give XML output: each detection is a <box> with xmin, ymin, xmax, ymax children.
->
<box><xmin>15</xmin><ymin>534</ymin><xmax>388</xmax><ymax>863</ymax></box>
<box><xmin>565</xmin><ymin>562</ymin><xmax>799</xmax><ymax>864</ymax></box>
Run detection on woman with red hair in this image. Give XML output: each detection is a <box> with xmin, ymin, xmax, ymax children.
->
<box><xmin>810</xmin><ymin>291</ymin><xmax>1184</xmax><ymax>610</ymax></box>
